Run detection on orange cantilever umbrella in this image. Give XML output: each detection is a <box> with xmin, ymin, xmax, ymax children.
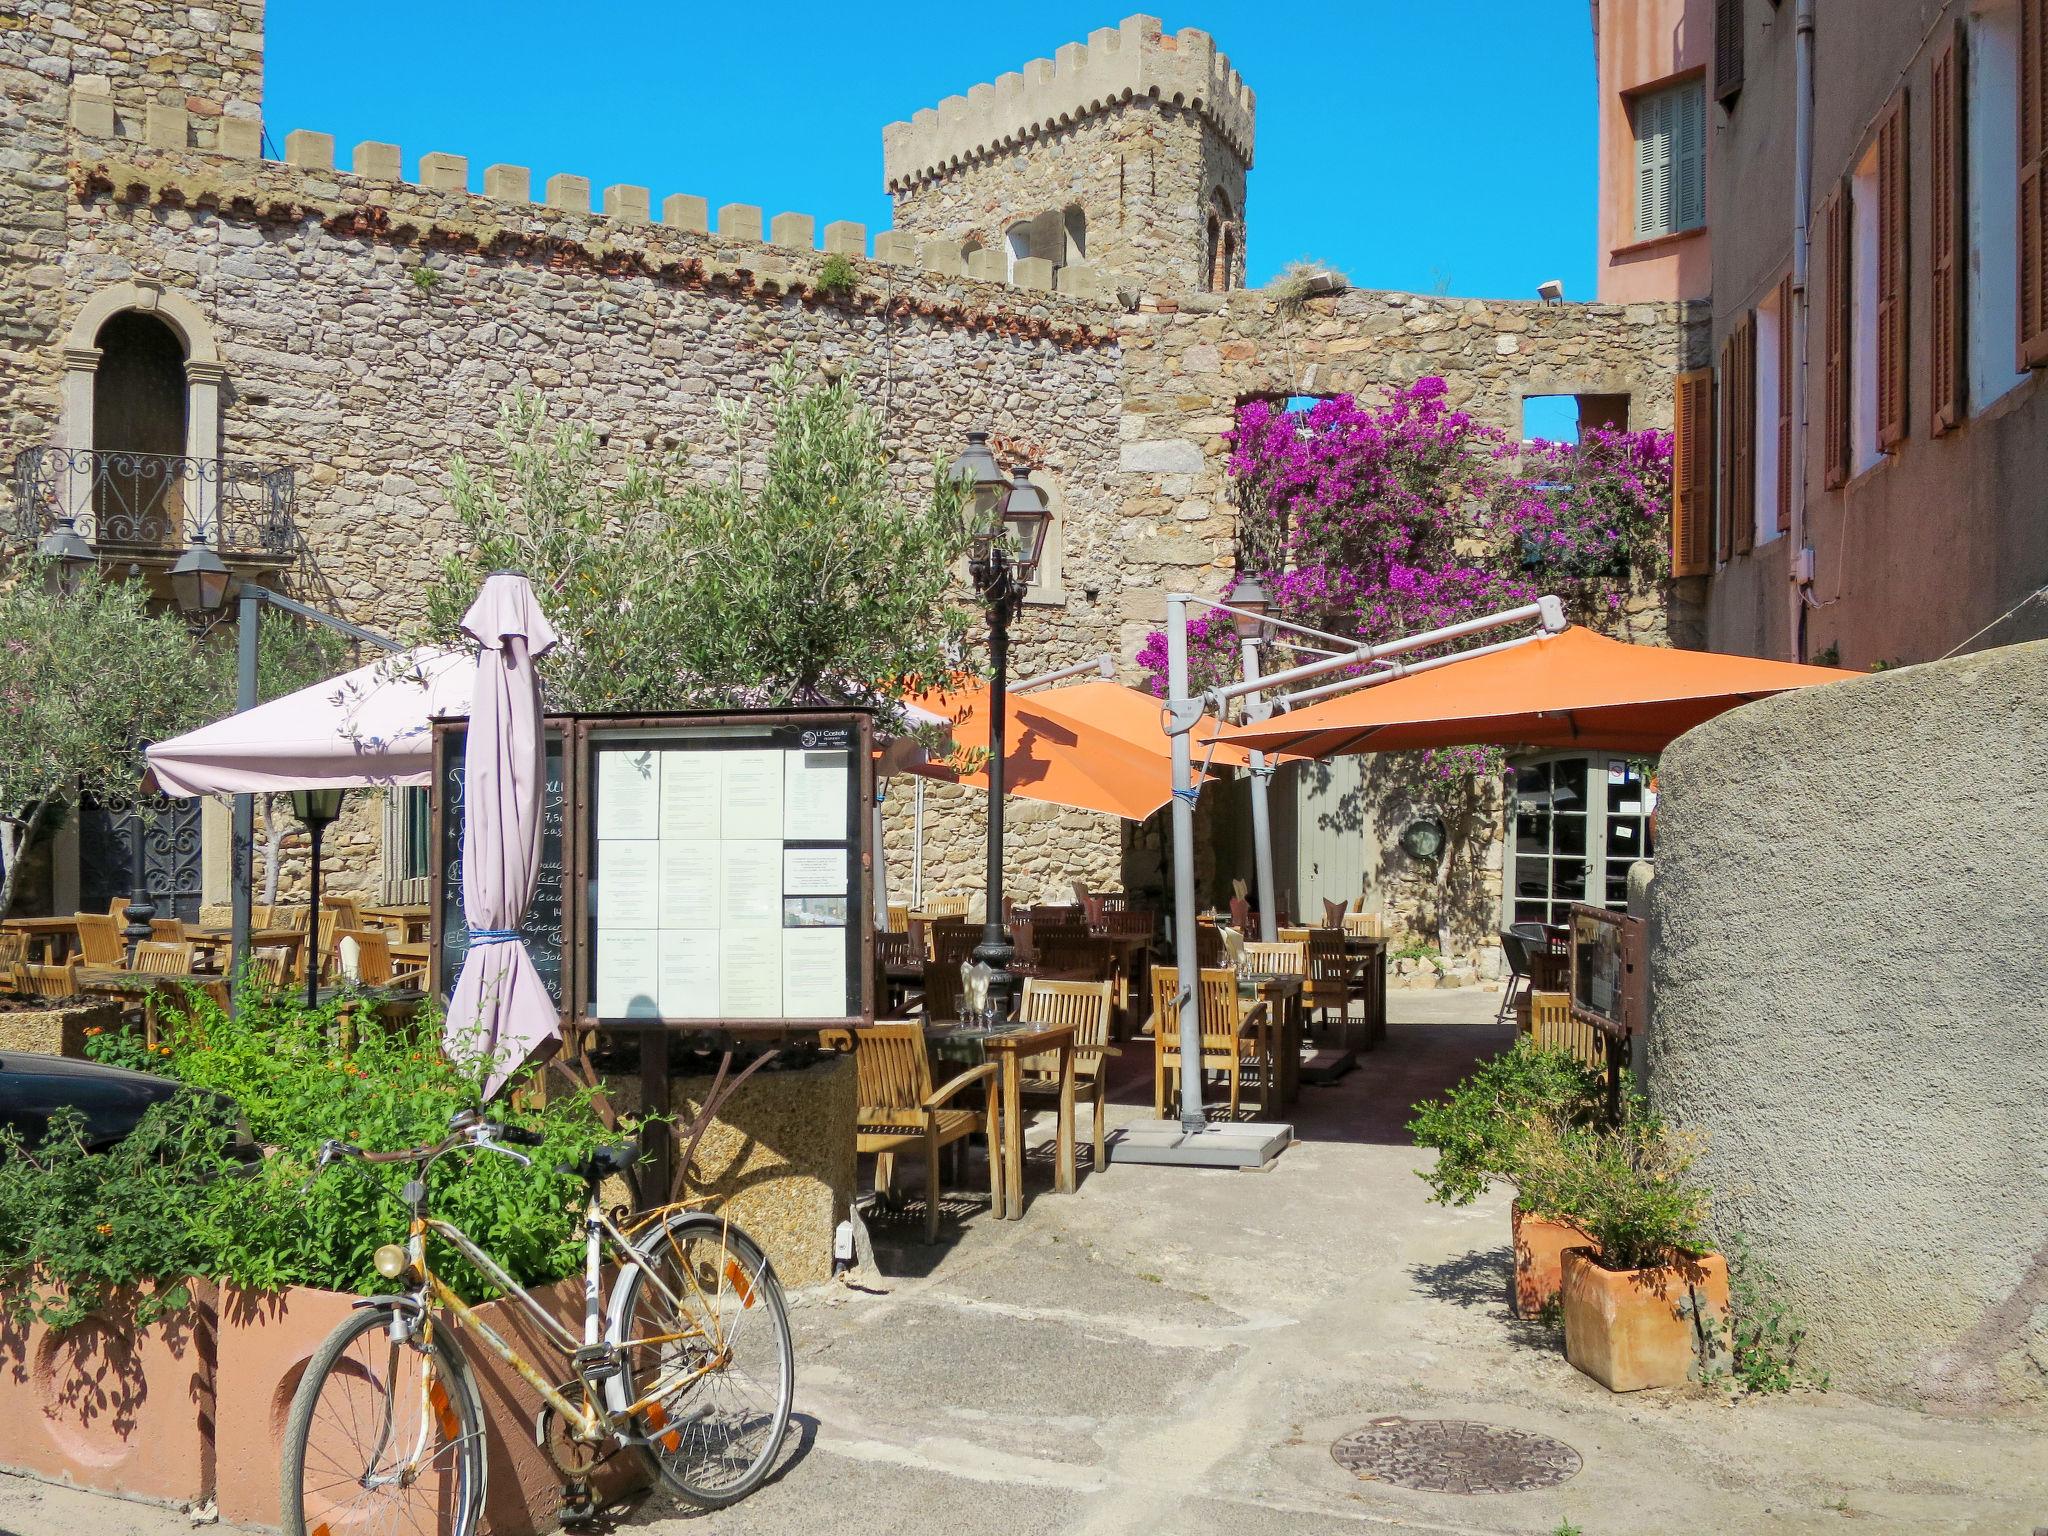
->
<box><xmin>908</xmin><ymin>678</ymin><xmax>1259</xmax><ymax>821</ymax></box>
<box><xmin>1216</xmin><ymin>625</ymin><xmax>1859</xmax><ymax>758</ymax></box>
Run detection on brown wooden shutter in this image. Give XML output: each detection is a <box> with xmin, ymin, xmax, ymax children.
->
<box><xmin>1876</xmin><ymin>93</ymin><xmax>1909</xmax><ymax>451</ymax></box>
<box><xmin>1672</xmin><ymin>368</ymin><xmax>1714</xmax><ymax>576</ymax></box>
<box><xmin>1717</xmin><ymin>333</ymin><xmax>1736</xmax><ymax>563</ymax></box>
<box><xmin>1734</xmin><ymin>314</ymin><xmax>1756</xmax><ymax>554</ymax></box>
<box><xmin>2023</xmin><ymin>0</ymin><xmax>2048</xmax><ymax>367</ymax></box>
<box><xmin>1715</xmin><ymin>0</ymin><xmax>1745</xmax><ymax>103</ymax></box>
<box><xmin>1821</xmin><ymin>186</ymin><xmax>1851</xmax><ymax>488</ymax></box>
<box><xmin>1776</xmin><ymin>272</ymin><xmax>1794</xmax><ymax>531</ymax></box>
<box><xmin>1931</xmin><ymin>29</ymin><xmax>1965</xmax><ymax>433</ymax></box>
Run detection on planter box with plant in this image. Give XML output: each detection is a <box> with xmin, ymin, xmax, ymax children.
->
<box><xmin>1407</xmin><ymin>1041</ymin><xmax>1606</xmax><ymax>1315</ymax></box>
<box><xmin>1</xmin><ymin>983</ymin><xmax>626</xmax><ymax>1524</ymax></box>
<box><xmin>1518</xmin><ymin>1113</ymin><xmax>1727</xmax><ymax>1392</ymax></box>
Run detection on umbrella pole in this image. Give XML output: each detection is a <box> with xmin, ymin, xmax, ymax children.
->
<box><xmin>1166</xmin><ymin>597</ymin><xmax>1207</xmax><ymax>1133</ymax></box>
<box><xmin>229</xmin><ymin>584</ymin><xmax>259</xmax><ymax>1006</ymax></box>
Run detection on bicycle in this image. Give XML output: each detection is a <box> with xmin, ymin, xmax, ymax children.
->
<box><xmin>282</xmin><ymin>1107</ymin><xmax>793</xmax><ymax>1535</ymax></box>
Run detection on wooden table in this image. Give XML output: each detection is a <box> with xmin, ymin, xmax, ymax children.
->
<box><xmin>1239</xmin><ymin>974</ymin><xmax>1304</xmax><ymax>1108</ymax></box>
<box><xmin>74</xmin><ymin>965</ymin><xmax>220</xmax><ymax>1043</ymax></box>
<box><xmin>362</xmin><ymin>903</ymin><xmax>433</xmax><ymax>942</ymax></box>
<box><xmin>390</xmin><ymin>940</ymin><xmax>431</xmax><ymax>984</ymax></box>
<box><xmin>930</xmin><ymin>1020</ymin><xmax>1076</xmax><ymax>1220</ymax></box>
<box><xmin>2</xmin><ymin>916</ymin><xmax>81</xmax><ymax>964</ymax></box>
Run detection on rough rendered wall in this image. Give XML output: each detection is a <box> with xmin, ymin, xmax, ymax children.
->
<box><xmin>1645</xmin><ymin>640</ymin><xmax>2048</xmax><ymax>1409</ymax></box>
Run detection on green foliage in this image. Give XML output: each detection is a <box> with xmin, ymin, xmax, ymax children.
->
<box><xmin>815</xmin><ymin>252</ymin><xmax>859</xmax><ymax>296</ymax></box>
<box><xmin>1514</xmin><ymin>1107</ymin><xmax>1712</xmax><ymax>1273</ymax></box>
<box><xmin>0</xmin><ymin>568</ymin><xmax>226</xmax><ymax>915</ymax></box>
<box><xmin>1715</xmin><ymin>1231</ymin><xmax>1823</xmax><ymax>1394</ymax></box>
<box><xmin>409</xmin><ymin>265</ymin><xmax>442</xmax><ymax>294</ymax></box>
<box><xmin>0</xmin><ymin>1098</ymin><xmax>232</xmax><ymax>1328</ymax></box>
<box><xmin>1406</xmin><ymin>1041</ymin><xmax>1605</xmax><ymax>1207</ymax></box>
<box><xmin>1811</xmin><ymin>642</ymin><xmax>1840</xmax><ymax>668</ymax></box>
<box><xmin>423</xmin><ymin>353</ymin><xmax>975</xmax><ymax>729</ymax></box>
<box><xmin>46</xmin><ymin>983</ymin><xmax>614</xmax><ymax>1305</ymax></box>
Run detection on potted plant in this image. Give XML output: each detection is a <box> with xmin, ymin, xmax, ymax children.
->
<box><xmin>1407</xmin><ymin>1041</ymin><xmax>1606</xmax><ymax>1314</ymax></box>
<box><xmin>1517</xmin><ymin>1112</ymin><xmax>1727</xmax><ymax>1392</ymax></box>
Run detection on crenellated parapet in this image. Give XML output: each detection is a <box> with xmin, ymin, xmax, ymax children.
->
<box><xmin>62</xmin><ymin>92</ymin><xmax>1122</xmax><ymax>308</ymax></box>
<box><xmin>882</xmin><ymin>14</ymin><xmax>1256</xmax><ymax>192</ymax></box>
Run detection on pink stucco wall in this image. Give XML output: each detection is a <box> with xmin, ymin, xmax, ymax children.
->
<box><xmin>1592</xmin><ymin>0</ymin><xmax>1713</xmax><ymax>303</ymax></box>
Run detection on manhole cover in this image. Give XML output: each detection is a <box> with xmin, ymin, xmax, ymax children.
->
<box><xmin>1330</xmin><ymin>1417</ymin><xmax>1581</xmax><ymax>1494</ymax></box>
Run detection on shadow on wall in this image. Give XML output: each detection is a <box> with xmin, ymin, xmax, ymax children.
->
<box><xmin>1643</xmin><ymin>638</ymin><xmax>2048</xmax><ymax>1411</ymax></box>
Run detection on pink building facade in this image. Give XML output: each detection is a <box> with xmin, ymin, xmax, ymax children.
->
<box><xmin>1592</xmin><ymin>0</ymin><xmax>1714</xmax><ymax>304</ymax></box>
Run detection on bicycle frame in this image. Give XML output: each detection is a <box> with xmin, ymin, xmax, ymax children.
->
<box><xmin>395</xmin><ymin>1186</ymin><xmax>744</xmax><ymax>1461</ymax></box>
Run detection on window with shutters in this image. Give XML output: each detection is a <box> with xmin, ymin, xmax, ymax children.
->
<box><xmin>1932</xmin><ymin>29</ymin><xmax>1965</xmax><ymax>433</ymax></box>
<box><xmin>1671</xmin><ymin>368</ymin><xmax>1714</xmax><ymax>576</ymax></box>
<box><xmin>1715</xmin><ymin>0</ymin><xmax>1745</xmax><ymax>104</ymax></box>
<box><xmin>1969</xmin><ymin>2</ymin><xmax>2028</xmax><ymax>408</ymax></box>
<box><xmin>2023</xmin><ymin>0</ymin><xmax>2048</xmax><ymax>366</ymax></box>
<box><xmin>1631</xmin><ymin>79</ymin><xmax>1708</xmax><ymax>241</ymax></box>
<box><xmin>1754</xmin><ymin>280</ymin><xmax>1787</xmax><ymax>544</ymax></box>
<box><xmin>1774</xmin><ymin>273</ymin><xmax>1793</xmax><ymax>532</ymax></box>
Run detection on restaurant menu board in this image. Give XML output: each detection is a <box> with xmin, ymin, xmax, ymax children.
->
<box><xmin>587</xmin><ymin>723</ymin><xmax>859</xmax><ymax>1023</ymax></box>
<box><xmin>439</xmin><ymin>728</ymin><xmax>567</xmax><ymax>1007</ymax></box>
<box><xmin>1568</xmin><ymin>903</ymin><xmax>1626</xmax><ymax>1035</ymax></box>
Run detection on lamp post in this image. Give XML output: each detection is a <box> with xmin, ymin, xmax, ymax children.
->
<box><xmin>1228</xmin><ymin>575</ymin><xmax>1279</xmax><ymax>944</ymax></box>
<box><xmin>946</xmin><ymin>434</ymin><xmax>1050</xmax><ymax>1022</ymax></box>
<box><xmin>36</xmin><ymin>512</ymin><xmax>94</xmax><ymax>596</ymax></box>
<box><xmin>168</xmin><ymin>540</ymin><xmax>402</xmax><ymax>995</ymax></box>
<box><xmin>289</xmin><ymin>786</ymin><xmax>346</xmax><ymax>1007</ymax></box>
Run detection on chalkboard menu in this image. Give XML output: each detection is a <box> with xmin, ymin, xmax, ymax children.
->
<box><xmin>438</xmin><ymin>726</ymin><xmax>567</xmax><ymax>1010</ymax></box>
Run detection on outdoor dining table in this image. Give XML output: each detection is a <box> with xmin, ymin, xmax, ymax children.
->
<box><xmin>927</xmin><ymin>1019</ymin><xmax>1077</xmax><ymax>1220</ymax></box>
<box><xmin>361</xmin><ymin>902</ymin><xmax>434</xmax><ymax>942</ymax></box>
<box><xmin>2</xmin><ymin>915</ymin><xmax>82</xmax><ymax>964</ymax></box>
<box><xmin>1237</xmin><ymin>973</ymin><xmax>1305</xmax><ymax>1108</ymax></box>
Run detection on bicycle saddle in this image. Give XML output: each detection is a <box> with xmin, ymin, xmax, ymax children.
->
<box><xmin>568</xmin><ymin>1142</ymin><xmax>641</xmax><ymax>1181</ymax></box>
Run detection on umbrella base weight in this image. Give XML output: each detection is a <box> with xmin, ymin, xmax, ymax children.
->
<box><xmin>1107</xmin><ymin>1120</ymin><xmax>1293</xmax><ymax>1168</ymax></box>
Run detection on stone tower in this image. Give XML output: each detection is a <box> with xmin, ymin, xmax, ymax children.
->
<box><xmin>882</xmin><ymin>15</ymin><xmax>1255</xmax><ymax>297</ymax></box>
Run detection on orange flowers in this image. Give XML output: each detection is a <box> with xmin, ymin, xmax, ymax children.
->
<box><xmin>95</xmin><ymin>1223</ymin><xmax>112</xmax><ymax>1236</ymax></box>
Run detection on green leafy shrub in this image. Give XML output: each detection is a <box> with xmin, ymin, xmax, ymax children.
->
<box><xmin>39</xmin><ymin>982</ymin><xmax>614</xmax><ymax>1305</ymax></box>
<box><xmin>0</xmin><ymin>1097</ymin><xmax>236</xmax><ymax>1328</ymax></box>
<box><xmin>815</xmin><ymin>252</ymin><xmax>859</xmax><ymax>296</ymax></box>
<box><xmin>1514</xmin><ymin>1110</ymin><xmax>1711</xmax><ymax>1273</ymax></box>
<box><xmin>1406</xmin><ymin>1041</ymin><xmax>1605</xmax><ymax>1207</ymax></box>
<box><xmin>1716</xmin><ymin>1231</ymin><xmax>1823</xmax><ymax>1394</ymax></box>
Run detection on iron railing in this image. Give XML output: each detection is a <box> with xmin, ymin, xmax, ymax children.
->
<box><xmin>10</xmin><ymin>446</ymin><xmax>296</xmax><ymax>558</ymax></box>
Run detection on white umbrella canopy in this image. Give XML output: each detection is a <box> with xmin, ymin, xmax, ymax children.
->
<box><xmin>145</xmin><ymin>646</ymin><xmax>475</xmax><ymax>797</ymax></box>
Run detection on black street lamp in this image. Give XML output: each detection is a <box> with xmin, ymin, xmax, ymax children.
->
<box><xmin>289</xmin><ymin>786</ymin><xmax>346</xmax><ymax>1007</ymax></box>
<box><xmin>947</xmin><ymin>433</ymin><xmax>1051</xmax><ymax>1022</ymax></box>
<box><xmin>36</xmin><ymin>512</ymin><xmax>94</xmax><ymax>595</ymax></box>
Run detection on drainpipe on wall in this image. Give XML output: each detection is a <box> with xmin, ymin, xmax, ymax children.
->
<box><xmin>1788</xmin><ymin>0</ymin><xmax>1817</xmax><ymax>661</ymax></box>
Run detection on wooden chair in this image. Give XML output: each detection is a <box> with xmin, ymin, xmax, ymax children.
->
<box><xmin>918</xmin><ymin>960</ymin><xmax>968</xmax><ymax>1024</ymax></box>
<box><xmin>332</xmin><ymin>927</ymin><xmax>393</xmax><ymax>986</ymax></box>
<box><xmin>242</xmin><ymin>946</ymin><xmax>291</xmax><ymax>989</ymax></box>
<box><xmin>1019</xmin><ymin>978</ymin><xmax>1117</xmax><ymax>1168</ymax></box>
<box><xmin>305</xmin><ymin>907</ymin><xmax>340</xmax><ymax>983</ymax></box>
<box><xmin>18</xmin><ymin>963</ymin><xmax>78</xmax><ymax>999</ymax></box>
<box><xmin>131</xmin><ymin>940</ymin><xmax>195</xmax><ymax>975</ymax></box>
<box><xmin>1194</xmin><ymin>922</ymin><xmax>1226</xmax><ymax>968</ymax></box>
<box><xmin>274</xmin><ymin>905</ymin><xmax>311</xmax><ymax>933</ymax></box>
<box><xmin>1148</xmin><ymin>968</ymin><xmax>1266</xmax><ymax>1120</ymax></box>
<box><xmin>105</xmin><ymin>897</ymin><xmax>129</xmax><ymax>918</ymax></box>
<box><xmin>1240</xmin><ymin>940</ymin><xmax>1306</xmax><ymax>978</ymax></box>
<box><xmin>845</xmin><ymin>1022</ymin><xmax>1000</xmax><ymax>1243</ymax></box>
<box><xmin>922</xmin><ymin>893</ymin><xmax>971</xmax><ymax>920</ymax></box>
<box><xmin>885</xmin><ymin>902</ymin><xmax>910</xmax><ymax>933</ymax></box>
<box><xmin>1302</xmin><ymin>928</ymin><xmax>1354</xmax><ymax>1033</ymax></box>
<box><xmin>929</xmin><ymin>920</ymin><xmax>979</xmax><ymax>972</ymax></box>
<box><xmin>149</xmin><ymin>918</ymin><xmax>188</xmax><ymax>943</ymax></box>
<box><xmin>322</xmin><ymin>894</ymin><xmax>364</xmax><ymax>930</ymax></box>
<box><xmin>71</xmin><ymin>913</ymin><xmax>127</xmax><ymax>968</ymax></box>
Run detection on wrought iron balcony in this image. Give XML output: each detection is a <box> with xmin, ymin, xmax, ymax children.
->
<box><xmin>9</xmin><ymin>446</ymin><xmax>296</xmax><ymax>561</ymax></box>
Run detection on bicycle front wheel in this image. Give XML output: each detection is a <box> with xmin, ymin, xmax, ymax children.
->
<box><xmin>608</xmin><ymin>1212</ymin><xmax>793</xmax><ymax>1508</ymax></box>
<box><xmin>281</xmin><ymin>1300</ymin><xmax>486</xmax><ymax>1536</ymax></box>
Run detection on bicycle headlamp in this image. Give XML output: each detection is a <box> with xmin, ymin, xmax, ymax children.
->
<box><xmin>374</xmin><ymin>1244</ymin><xmax>410</xmax><ymax>1280</ymax></box>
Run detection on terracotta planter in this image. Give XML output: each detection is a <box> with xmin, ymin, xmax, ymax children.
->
<box><xmin>0</xmin><ymin>1277</ymin><xmax>215</xmax><ymax>1505</ymax></box>
<box><xmin>215</xmin><ymin>1280</ymin><xmax>648</xmax><ymax>1533</ymax></box>
<box><xmin>1560</xmin><ymin>1245</ymin><xmax>1729</xmax><ymax>1392</ymax></box>
<box><xmin>1511</xmin><ymin>1202</ymin><xmax>1595</xmax><ymax>1317</ymax></box>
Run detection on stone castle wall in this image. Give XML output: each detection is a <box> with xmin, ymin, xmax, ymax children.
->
<box><xmin>2</xmin><ymin>5</ymin><xmax>1706</xmax><ymax>936</ymax></box>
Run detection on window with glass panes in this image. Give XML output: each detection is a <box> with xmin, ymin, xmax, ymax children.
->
<box><xmin>1510</xmin><ymin>755</ymin><xmax>1657</xmax><ymax>927</ymax></box>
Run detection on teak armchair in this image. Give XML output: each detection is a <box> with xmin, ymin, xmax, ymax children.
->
<box><xmin>1148</xmin><ymin>968</ymin><xmax>1266</xmax><ymax>1120</ymax></box>
<box><xmin>845</xmin><ymin>1022</ymin><xmax>1001</xmax><ymax>1243</ymax></box>
<box><xmin>1019</xmin><ymin>978</ymin><xmax>1118</xmax><ymax>1167</ymax></box>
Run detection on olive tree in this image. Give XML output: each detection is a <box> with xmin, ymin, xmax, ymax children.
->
<box><xmin>0</xmin><ymin>568</ymin><xmax>226</xmax><ymax>917</ymax></box>
<box><xmin>425</xmin><ymin>352</ymin><xmax>975</xmax><ymax>726</ymax></box>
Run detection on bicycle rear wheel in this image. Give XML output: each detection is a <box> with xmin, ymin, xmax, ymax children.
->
<box><xmin>282</xmin><ymin>1300</ymin><xmax>486</xmax><ymax>1536</ymax></box>
<box><xmin>607</xmin><ymin>1212</ymin><xmax>793</xmax><ymax>1509</ymax></box>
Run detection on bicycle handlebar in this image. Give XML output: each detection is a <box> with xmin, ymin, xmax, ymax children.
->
<box><xmin>310</xmin><ymin>1117</ymin><xmax>543</xmax><ymax>1178</ymax></box>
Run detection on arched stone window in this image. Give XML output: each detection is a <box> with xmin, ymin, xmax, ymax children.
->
<box><xmin>59</xmin><ymin>281</ymin><xmax>226</xmax><ymax>548</ymax></box>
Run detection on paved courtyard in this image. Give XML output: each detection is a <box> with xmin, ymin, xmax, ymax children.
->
<box><xmin>2</xmin><ymin>990</ymin><xmax>2041</xmax><ymax>1536</ymax></box>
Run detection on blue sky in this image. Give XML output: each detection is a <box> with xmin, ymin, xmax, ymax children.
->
<box><xmin>266</xmin><ymin>3</ymin><xmax>1597</xmax><ymax>307</ymax></box>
